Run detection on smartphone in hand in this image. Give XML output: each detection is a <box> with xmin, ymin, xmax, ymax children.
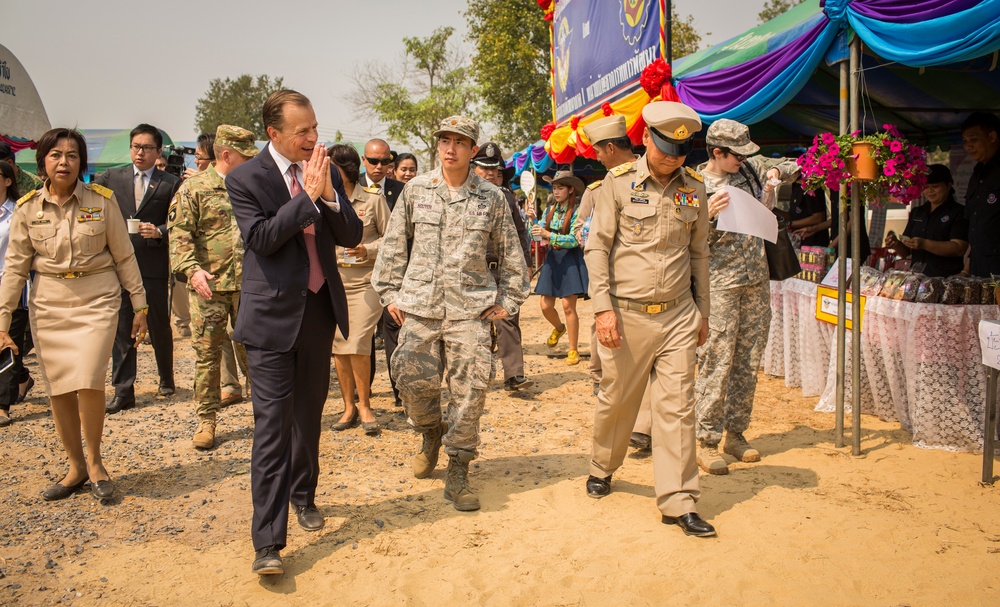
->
<box><xmin>0</xmin><ymin>347</ymin><xmax>14</xmax><ymax>375</ymax></box>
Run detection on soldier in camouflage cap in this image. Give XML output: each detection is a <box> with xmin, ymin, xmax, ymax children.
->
<box><xmin>372</xmin><ymin>115</ymin><xmax>529</xmax><ymax>511</ymax></box>
<box><xmin>169</xmin><ymin>124</ymin><xmax>256</xmax><ymax>450</ymax></box>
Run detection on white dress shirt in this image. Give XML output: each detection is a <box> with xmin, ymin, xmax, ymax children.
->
<box><xmin>267</xmin><ymin>145</ymin><xmax>340</xmax><ymax>211</ymax></box>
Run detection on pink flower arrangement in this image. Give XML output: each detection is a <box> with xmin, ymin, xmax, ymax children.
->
<box><xmin>797</xmin><ymin>124</ymin><xmax>929</xmax><ymax>206</ymax></box>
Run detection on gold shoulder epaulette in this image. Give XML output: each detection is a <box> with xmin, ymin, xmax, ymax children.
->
<box><xmin>89</xmin><ymin>183</ymin><xmax>114</xmax><ymax>199</ymax></box>
<box><xmin>587</xmin><ymin>181</ymin><xmax>602</xmax><ymax>191</ymax></box>
<box><xmin>684</xmin><ymin>166</ymin><xmax>704</xmax><ymax>183</ymax></box>
<box><xmin>609</xmin><ymin>162</ymin><xmax>634</xmax><ymax>177</ymax></box>
<box><xmin>362</xmin><ymin>185</ymin><xmax>380</xmax><ymax>195</ymax></box>
<box><xmin>16</xmin><ymin>190</ymin><xmax>36</xmax><ymax>207</ymax></box>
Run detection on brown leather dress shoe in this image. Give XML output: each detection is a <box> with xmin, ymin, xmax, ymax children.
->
<box><xmin>294</xmin><ymin>504</ymin><xmax>324</xmax><ymax>531</ymax></box>
<box><xmin>92</xmin><ymin>479</ymin><xmax>115</xmax><ymax>499</ymax></box>
<box><xmin>252</xmin><ymin>547</ymin><xmax>283</xmax><ymax>575</ymax></box>
<box><xmin>41</xmin><ymin>477</ymin><xmax>88</xmax><ymax>501</ymax></box>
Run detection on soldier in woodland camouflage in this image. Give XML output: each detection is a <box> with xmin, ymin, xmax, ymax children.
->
<box><xmin>372</xmin><ymin>116</ymin><xmax>530</xmax><ymax>512</ymax></box>
<box><xmin>169</xmin><ymin>125</ymin><xmax>257</xmax><ymax>450</ymax></box>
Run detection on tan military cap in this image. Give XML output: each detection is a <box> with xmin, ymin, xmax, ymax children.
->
<box><xmin>215</xmin><ymin>124</ymin><xmax>259</xmax><ymax>158</ymax></box>
<box><xmin>583</xmin><ymin>115</ymin><xmax>627</xmax><ymax>145</ymax></box>
<box><xmin>642</xmin><ymin>101</ymin><xmax>702</xmax><ymax>156</ymax></box>
<box><xmin>543</xmin><ymin>170</ymin><xmax>585</xmax><ymax>196</ymax></box>
<box><xmin>433</xmin><ymin>115</ymin><xmax>480</xmax><ymax>144</ymax></box>
<box><xmin>705</xmin><ymin>118</ymin><xmax>760</xmax><ymax>156</ymax></box>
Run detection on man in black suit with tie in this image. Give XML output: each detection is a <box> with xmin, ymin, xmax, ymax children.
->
<box><xmin>226</xmin><ymin>90</ymin><xmax>362</xmax><ymax>575</ymax></box>
<box><xmin>96</xmin><ymin>124</ymin><xmax>181</xmax><ymax>412</ymax></box>
<box><xmin>360</xmin><ymin>138</ymin><xmax>406</xmax><ymax>406</ymax></box>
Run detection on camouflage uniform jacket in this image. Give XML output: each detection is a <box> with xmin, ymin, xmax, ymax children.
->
<box><xmin>371</xmin><ymin>166</ymin><xmax>530</xmax><ymax>320</ymax></box>
<box><xmin>168</xmin><ymin>164</ymin><xmax>243</xmax><ymax>292</ymax></box>
<box><xmin>16</xmin><ymin>169</ymin><xmax>43</xmax><ymax>198</ymax></box>
<box><xmin>696</xmin><ymin>155</ymin><xmax>799</xmax><ymax>291</ymax></box>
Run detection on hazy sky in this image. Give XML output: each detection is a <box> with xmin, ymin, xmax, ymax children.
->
<box><xmin>6</xmin><ymin>0</ymin><xmax>766</xmax><ymax>144</ymax></box>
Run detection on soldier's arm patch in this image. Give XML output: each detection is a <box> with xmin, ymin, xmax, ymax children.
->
<box><xmin>684</xmin><ymin>166</ymin><xmax>704</xmax><ymax>183</ymax></box>
<box><xmin>609</xmin><ymin>162</ymin><xmax>634</xmax><ymax>177</ymax></box>
<box><xmin>89</xmin><ymin>183</ymin><xmax>115</xmax><ymax>199</ymax></box>
<box><xmin>16</xmin><ymin>190</ymin><xmax>36</xmax><ymax>207</ymax></box>
<box><xmin>587</xmin><ymin>181</ymin><xmax>602</xmax><ymax>191</ymax></box>
<box><xmin>168</xmin><ymin>206</ymin><xmax>177</xmax><ymax>222</ymax></box>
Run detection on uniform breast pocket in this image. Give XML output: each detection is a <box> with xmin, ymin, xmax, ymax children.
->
<box><xmin>620</xmin><ymin>204</ymin><xmax>657</xmax><ymax>245</ymax></box>
<box><xmin>28</xmin><ymin>227</ymin><xmax>58</xmax><ymax>259</ymax></box>
<box><xmin>669</xmin><ymin>207</ymin><xmax>699</xmax><ymax>247</ymax></box>
<box><xmin>463</xmin><ymin>213</ymin><xmax>492</xmax><ymax>255</ymax></box>
<box><xmin>76</xmin><ymin>221</ymin><xmax>107</xmax><ymax>256</ymax></box>
<box><xmin>200</xmin><ymin>202</ymin><xmax>230</xmax><ymax>232</ymax></box>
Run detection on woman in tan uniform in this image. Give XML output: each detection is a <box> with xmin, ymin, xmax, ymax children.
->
<box><xmin>0</xmin><ymin>128</ymin><xmax>147</xmax><ymax>501</ymax></box>
<box><xmin>327</xmin><ymin>145</ymin><xmax>390</xmax><ymax>436</ymax></box>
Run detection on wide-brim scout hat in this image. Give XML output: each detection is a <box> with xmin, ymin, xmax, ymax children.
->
<box><xmin>705</xmin><ymin>118</ymin><xmax>760</xmax><ymax>156</ymax></box>
<box><xmin>642</xmin><ymin>101</ymin><xmax>702</xmax><ymax>157</ymax></box>
<box><xmin>433</xmin><ymin>116</ymin><xmax>480</xmax><ymax>144</ymax></box>
<box><xmin>583</xmin><ymin>115</ymin><xmax>627</xmax><ymax>146</ymax></box>
<box><xmin>543</xmin><ymin>170</ymin><xmax>585</xmax><ymax>196</ymax></box>
<box><xmin>215</xmin><ymin>124</ymin><xmax>260</xmax><ymax>158</ymax></box>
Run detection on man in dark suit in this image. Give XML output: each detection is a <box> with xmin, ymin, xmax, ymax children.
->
<box><xmin>360</xmin><ymin>138</ymin><xmax>405</xmax><ymax>406</ymax></box>
<box><xmin>96</xmin><ymin>124</ymin><xmax>181</xmax><ymax>413</ymax></box>
<box><xmin>226</xmin><ymin>90</ymin><xmax>362</xmax><ymax>576</ymax></box>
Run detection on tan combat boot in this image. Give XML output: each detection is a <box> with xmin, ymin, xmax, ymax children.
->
<box><xmin>723</xmin><ymin>431</ymin><xmax>761</xmax><ymax>463</ymax></box>
<box><xmin>443</xmin><ymin>450</ymin><xmax>480</xmax><ymax>511</ymax></box>
<box><xmin>412</xmin><ymin>421</ymin><xmax>448</xmax><ymax>479</ymax></box>
<box><xmin>697</xmin><ymin>442</ymin><xmax>729</xmax><ymax>475</ymax></box>
<box><xmin>192</xmin><ymin>414</ymin><xmax>217</xmax><ymax>450</ymax></box>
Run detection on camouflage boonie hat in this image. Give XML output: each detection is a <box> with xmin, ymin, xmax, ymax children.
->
<box><xmin>705</xmin><ymin>118</ymin><xmax>760</xmax><ymax>156</ymax></box>
<box><xmin>215</xmin><ymin>125</ymin><xmax>260</xmax><ymax>158</ymax></box>
<box><xmin>433</xmin><ymin>116</ymin><xmax>479</xmax><ymax>144</ymax></box>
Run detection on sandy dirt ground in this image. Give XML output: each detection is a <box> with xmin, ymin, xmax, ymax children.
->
<box><xmin>1</xmin><ymin>295</ymin><xmax>999</xmax><ymax>606</ymax></box>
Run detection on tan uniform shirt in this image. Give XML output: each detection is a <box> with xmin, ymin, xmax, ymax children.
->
<box><xmin>0</xmin><ymin>181</ymin><xmax>146</xmax><ymax>331</ymax></box>
<box><xmin>585</xmin><ymin>156</ymin><xmax>710</xmax><ymax>318</ymax></box>
<box><xmin>336</xmin><ymin>182</ymin><xmax>390</xmax><ymax>284</ymax></box>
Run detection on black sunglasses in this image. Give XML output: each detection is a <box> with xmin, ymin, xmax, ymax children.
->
<box><xmin>365</xmin><ymin>156</ymin><xmax>394</xmax><ymax>166</ymax></box>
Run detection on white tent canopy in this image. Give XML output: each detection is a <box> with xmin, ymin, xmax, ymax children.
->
<box><xmin>0</xmin><ymin>42</ymin><xmax>50</xmax><ymax>142</ymax></box>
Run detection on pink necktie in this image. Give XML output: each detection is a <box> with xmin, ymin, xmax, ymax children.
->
<box><xmin>289</xmin><ymin>164</ymin><xmax>325</xmax><ymax>293</ymax></box>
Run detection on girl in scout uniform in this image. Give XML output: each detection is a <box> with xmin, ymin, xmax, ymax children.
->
<box><xmin>0</xmin><ymin>129</ymin><xmax>147</xmax><ymax>501</ymax></box>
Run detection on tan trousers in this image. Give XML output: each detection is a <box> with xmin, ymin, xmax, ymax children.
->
<box><xmin>591</xmin><ymin>321</ymin><xmax>653</xmax><ymax>435</ymax></box>
<box><xmin>590</xmin><ymin>297</ymin><xmax>702</xmax><ymax>517</ymax></box>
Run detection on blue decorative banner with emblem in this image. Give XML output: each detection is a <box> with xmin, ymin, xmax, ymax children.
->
<box><xmin>552</xmin><ymin>0</ymin><xmax>662</xmax><ymax>123</ymax></box>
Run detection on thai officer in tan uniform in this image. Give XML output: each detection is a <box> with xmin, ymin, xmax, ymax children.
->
<box><xmin>585</xmin><ymin>101</ymin><xmax>716</xmax><ymax>537</ymax></box>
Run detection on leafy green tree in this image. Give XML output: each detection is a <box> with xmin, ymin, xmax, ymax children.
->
<box><xmin>194</xmin><ymin>74</ymin><xmax>284</xmax><ymax>140</ymax></box>
<box><xmin>467</xmin><ymin>2</ymin><xmax>704</xmax><ymax>149</ymax></box>
<box><xmin>758</xmin><ymin>0</ymin><xmax>805</xmax><ymax>23</ymax></box>
<box><xmin>349</xmin><ymin>27</ymin><xmax>475</xmax><ymax>167</ymax></box>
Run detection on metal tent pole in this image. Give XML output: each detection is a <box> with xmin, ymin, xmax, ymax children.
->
<box><xmin>849</xmin><ymin>35</ymin><xmax>863</xmax><ymax>457</ymax></box>
<box><xmin>835</xmin><ymin>58</ymin><xmax>849</xmax><ymax>448</ymax></box>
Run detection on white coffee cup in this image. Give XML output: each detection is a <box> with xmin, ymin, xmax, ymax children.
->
<box><xmin>127</xmin><ymin>218</ymin><xmax>141</xmax><ymax>234</ymax></box>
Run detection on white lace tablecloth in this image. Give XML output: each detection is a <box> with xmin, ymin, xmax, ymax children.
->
<box><xmin>766</xmin><ymin>278</ymin><xmax>998</xmax><ymax>452</ymax></box>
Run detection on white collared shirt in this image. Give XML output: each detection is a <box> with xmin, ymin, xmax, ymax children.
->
<box><xmin>363</xmin><ymin>173</ymin><xmax>386</xmax><ymax>190</ymax></box>
<box><xmin>268</xmin><ymin>145</ymin><xmax>340</xmax><ymax>211</ymax></box>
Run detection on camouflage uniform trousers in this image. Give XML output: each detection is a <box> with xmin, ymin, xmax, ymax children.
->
<box><xmin>695</xmin><ymin>280</ymin><xmax>771</xmax><ymax>445</ymax></box>
<box><xmin>391</xmin><ymin>314</ymin><xmax>494</xmax><ymax>457</ymax></box>
<box><xmin>190</xmin><ymin>290</ymin><xmax>250</xmax><ymax>417</ymax></box>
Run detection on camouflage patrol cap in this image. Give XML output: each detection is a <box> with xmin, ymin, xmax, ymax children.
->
<box><xmin>583</xmin><ymin>115</ymin><xmax>627</xmax><ymax>145</ymax></box>
<box><xmin>433</xmin><ymin>116</ymin><xmax>480</xmax><ymax>144</ymax></box>
<box><xmin>472</xmin><ymin>141</ymin><xmax>505</xmax><ymax>167</ymax></box>
<box><xmin>705</xmin><ymin>118</ymin><xmax>760</xmax><ymax>156</ymax></box>
<box><xmin>215</xmin><ymin>125</ymin><xmax>260</xmax><ymax>158</ymax></box>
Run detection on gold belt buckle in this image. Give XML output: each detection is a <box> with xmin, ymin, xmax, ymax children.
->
<box><xmin>60</xmin><ymin>271</ymin><xmax>82</xmax><ymax>279</ymax></box>
<box><xmin>645</xmin><ymin>303</ymin><xmax>663</xmax><ymax>314</ymax></box>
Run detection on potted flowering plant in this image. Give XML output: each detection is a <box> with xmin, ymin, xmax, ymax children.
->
<box><xmin>797</xmin><ymin>124</ymin><xmax>930</xmax><ymax>206</ymax></box>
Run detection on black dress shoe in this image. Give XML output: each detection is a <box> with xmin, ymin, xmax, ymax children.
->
<box><xmin>629</xmin><ymin>432</ymin><xmax>652</xmax><ymax>450</ymax></box>
<box><xmin>16</xmin><ymin>376</ymin><xmax>34</xmax><ymax>403</ymax></box>
<box><xmin>105</xmin><ymin>396</ymin><xmax>135</xmax><ymax>414</ymax></box>
<box><xmin>91</xmin><ymin>479</ymin><xmax>115</xmax><ymax>499</ymax></box>
<box><xmin>586</xmin><ymin>475</ymin><xmax>612</xmax><ymax>499</ymax></box>
<box><xmin>41</xmin><ymin>477</ymin><xmax>88</xmax><ymax>501</ymax></box>
<box><xmin>662</xmin><ymin>512</ymin><xmax>717</xmax><ymax>537</ymax></box>
<box><xmin>503</xmin><ymin>376</ymin><xmax>534</xmax><ymax>391</ymax></box>
<box><xmin>157</xmin><ymin>386</ymin><xmax>175</xmax><ymax>397</ymax></box>
<box><xmin>294</xmin><ymin>504</ymin><xmax>324</xmax><ymax>531</ymax></box>
<box><xmin>252</xmin><ymin>546</ymin><xmax>283</xmax><ymax>575</ymax></box>
<box><xmin>331</xmin><ymin>408</ymin><xmax>359</xmax><ymax>432</ymax></box>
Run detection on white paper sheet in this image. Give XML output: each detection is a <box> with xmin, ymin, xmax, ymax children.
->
<box><xmin>716</xmin><ymin>185</ymin><xmax>779</xmax><ymax>243</ymax></box>
<box><xmin>979</xmin><ymin>320</ymin><xmax>1000</xmax><ymax>370</ymax></box>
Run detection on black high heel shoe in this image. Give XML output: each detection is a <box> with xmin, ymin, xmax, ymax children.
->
<box><xmin>41</xmin><ymin>475</ymin><xmax>88</xmax><ymax>501</ymax></box>
<box><xmin>332</xmin><ymin>408</ymin><xmax>360</xmax><ymax>431</ymax></box>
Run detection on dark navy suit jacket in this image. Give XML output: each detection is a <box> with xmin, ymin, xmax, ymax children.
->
<box><xmin>226</xmin><ymin>144</ymin><xmax>363</xmax><ymax>352</ymax></box>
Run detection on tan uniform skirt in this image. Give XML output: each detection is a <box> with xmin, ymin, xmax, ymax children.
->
<box><xmin>29</xmin><ymin>271</ymin><xmax>121</xmax><ymax>396</ymax></box>
<box><xmin>332</xmin><ymin>264</ymin><xmax>382</xmax><ymax>356</ymax></box>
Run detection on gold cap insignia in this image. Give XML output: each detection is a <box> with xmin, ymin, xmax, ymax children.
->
<box><xmin>673</xmin><ymin>125</ymin><xmax>690</xmax><ymax>139</ymax></box>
